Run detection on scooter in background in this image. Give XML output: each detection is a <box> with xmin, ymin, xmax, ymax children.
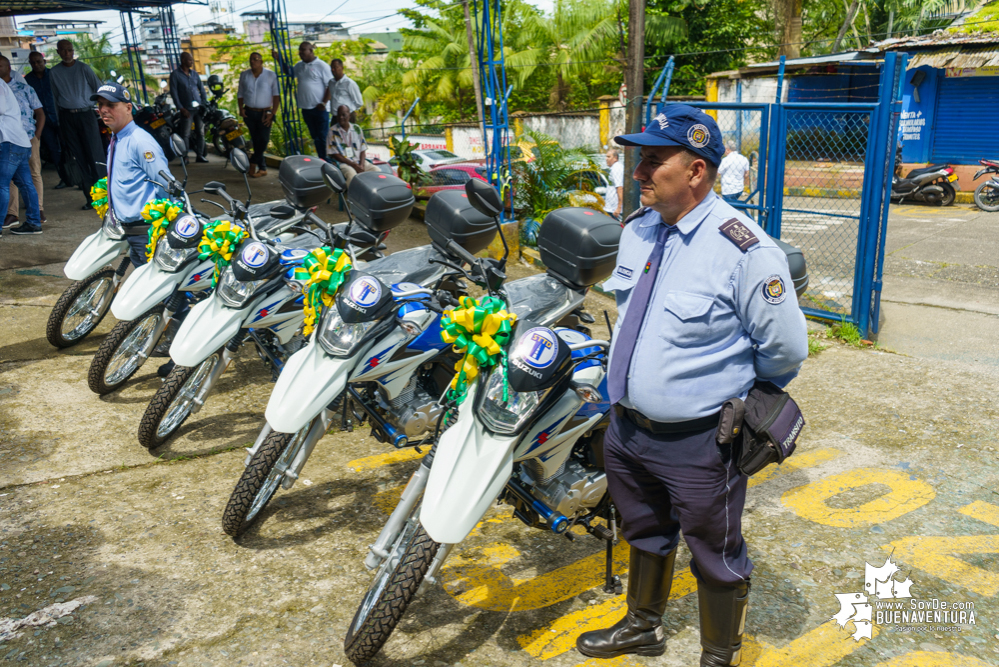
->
<box><xmin>973</xmin><ymin>159</ymin><xmax>999</xmax><ymax>212</ymax></box>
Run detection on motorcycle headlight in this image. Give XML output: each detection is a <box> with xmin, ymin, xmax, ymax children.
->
<box><xmin>102</xmin><ymin>209</ymin><xmax>125</xmax><ymax>240</ymax></box>
<box><xmin>317</xmin><ymin>305</ymin><xmax>383</xmax><ymax>358</ymax></box>
<box><xmin>217</xmin><ymin>267</ymin><xmax>267</xmax><ymax>308</ymax></box>
<box><xmin>153</xmin><ymin>240</ymin><xmax>197</xmax><ymax>272</ymax></box>
<box><xmin>477</xmin><ymin>366</ymin><xmax>550</xmax><ymax>435</ymax></box>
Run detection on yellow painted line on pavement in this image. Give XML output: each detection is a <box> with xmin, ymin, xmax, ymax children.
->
<box><xmin>782</xmin><ymin>468</ymin><xmax>935</xmax><ymax>528</ymax></box>
<box><xmin>748</xmin><ymin>622</ymin><xmax>878</xmax><ymax>667</ymax></box>
<box><xmin>443</xmin><ymin>540</ymin><xmax>631</xmax><ymax>612</ymax></box>
<box><xmin>574</xmin><ymin>656</ymin><xmax>642</xmax><ymax>667</ymax></box>
<box><xmin>885</xmin><ymin>535</ymin><xmax>999</xmax><ymax>597</ymax></box>
<box><xmin>517</xmin><ymin>570</ymin><xmax>697</xmax><ymax>660</ymax></box>
<box><xmin>958</xmin><ymin>500</ymin><xmax>999</xmax><ymax>528</ymax></box>
<box><xmin>874</xmin><ymin>651</ymin><xmax>993</xmax><ymax>667</ymax></box>
<box><xmin>346</xmin><ymin>447</ymin><xmax>425</xmax><ymax>472</ymax></box>
<box><xmin>747</xmin><ymin>448</ymin><xmax>843</xmax><ymax>488</ymax></box>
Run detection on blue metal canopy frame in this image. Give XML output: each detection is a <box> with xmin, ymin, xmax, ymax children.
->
<box><xmin>473</xmin><ymin>0</ymin><xmax>514</xmax><ymax>224</ymax></box>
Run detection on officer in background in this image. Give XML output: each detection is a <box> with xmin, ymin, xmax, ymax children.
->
<box><xmin>576</xmin><ymin>105</ymin><xmax>808</xmax><ymax>665</ymax></box>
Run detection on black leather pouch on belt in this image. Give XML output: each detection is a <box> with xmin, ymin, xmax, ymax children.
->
<box><xmin>718</xmin><ymin>381</ymin><xmax>805</xmax><ymax>476</ymax></box>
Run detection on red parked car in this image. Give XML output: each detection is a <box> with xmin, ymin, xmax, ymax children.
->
<box><xmin>415</xmin><ymin>162</ymin><xmax>488</xmax><ymax>198</ymax></box>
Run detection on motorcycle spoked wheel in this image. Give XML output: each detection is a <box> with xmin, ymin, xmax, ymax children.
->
<box><xmin>87</xmin><ymin>305</ymin><xmax>163</xmax><ymax>395</ymax></box>
<box><xmin>974</xmin><ymin>182</ymin><xmax>999</xmax><ymax>213</ymax></box>
<box><xmin>46</xmin><ymin>267</ymin><xmax>116</xmax><ymax>348</ymax></box>
<box><xmin>343</xmin><ymin>502</ymin><xmax>440</xmax><ymax>664</ymax></box>
<box><xmin>137</xmin><ymin>352</ymin><xmax>221</xmax><ymax>449</ymax></box>
<box><xmin>221</xmin><ymin>421</ymin><xmax>313</xmax><ymax>538</ymax></box>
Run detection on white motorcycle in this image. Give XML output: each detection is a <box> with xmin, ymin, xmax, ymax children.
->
<box><xmin>135</xmin><ymin>165</ymin><xmax>407</xmax><ymax>451</ymax></box>
<box><xmin>85</xmin><ymin>147</ymin><xmax>311</xmax><ymax>395</ymax></box>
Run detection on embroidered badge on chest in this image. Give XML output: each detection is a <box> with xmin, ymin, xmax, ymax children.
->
<box><xmin>762</xmin><ymin>274</ymin><xmax>787</xmax><ymax>304</ymax></box>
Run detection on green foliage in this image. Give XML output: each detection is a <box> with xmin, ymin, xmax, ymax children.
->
<box><xmin>386</xmin><ymin>136</ymin><xmax>427</xmax><ymax>186</ymax></box>
<box><xmin>808</xmin><ymin>333</ymin><xmax>829</xmax><ymax>356</ymax></box>
<box><xmin>829</xmin><ymin>317</ymin><xmax>863</xmax><ymax>346</ymax></box>
<box><xmin>513</xmin><ymin>131</ymin><xmax>597</xmax><ymax>225</ymax></box>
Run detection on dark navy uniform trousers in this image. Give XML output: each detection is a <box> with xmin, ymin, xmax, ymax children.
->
<box><xmin>604</xmin><ymin>410</ymin><xmax>753</xmax><ymax>588</ymax></box>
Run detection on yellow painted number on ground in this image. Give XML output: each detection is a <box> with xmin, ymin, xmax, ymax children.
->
<box><xmin>782</xmin><ymin>468</ymin><xmax>935</xmax><ymax>528</ymax></box>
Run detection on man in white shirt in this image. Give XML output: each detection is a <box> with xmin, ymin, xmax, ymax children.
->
<box><xmin>273</xmin><ymin>42</ymin><xmax>332</xmax><ymax>160</ymax></box>
<box><xmin>603</xmin><ymin>147</ymin><xmax>624</xmax><ymax>219</ymax></box>
<box><xmin>327</xmin><ymin>104</ymin><xmax>369</xmax><ymax>187</ymax></box>
<box><xmin>717</xmin><ymin>141</ymin><xmax>750</xmax><ymax>202</ymax></box>
<box><xmin>238</xmin><ymin>52</ymin><xmax>280</xmax><ymax>177</ymax></box>
<box><xmin>326</xmin><ymin>58</ymin><xmax>364</xmax><ymax>120</ymax></box>
<box><xmin>0</xmin><ymin>78</ymin><xmax>42</xmax><ymax>236</ymax></box>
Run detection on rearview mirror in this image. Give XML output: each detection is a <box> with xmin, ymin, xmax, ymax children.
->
<box><xmin>321</xmin><ymin>162</ymin><xmax>346</xmax><ymax>193</ymax></box>
<box><xmin>465</xmin><ymin>178</ymin><xmax>502</xmax><ymax>217</ymax></box>
<box><xmin>204</xmin><ymin>181</ymin><xmax>226</xmax><ymax>194</ymax></box>
<box><xmin>230</xmin><ymin>148</ymin><xmax>250</xmax><ymax>174</ymax></box>
<box><xmin>269</xmin><ymin>204</ymin><xmax>296</xmax><ymax>220</ymax></box>
<box><xmin>169</xmin><ymin>133</ymin><xmax>186</xmax><ymax>157</ymax></box>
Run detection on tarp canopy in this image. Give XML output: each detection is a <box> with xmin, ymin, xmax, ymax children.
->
<box><xmin>1</xmin><ymin>0</ymin><xmax>200</xmax><ymax>18</ymax></box>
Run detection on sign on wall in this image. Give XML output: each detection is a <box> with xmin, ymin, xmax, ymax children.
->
<box><xmin>945</xmin><ymin>67</ymin><xmax>999</xmax><ymax>77</ymax></box>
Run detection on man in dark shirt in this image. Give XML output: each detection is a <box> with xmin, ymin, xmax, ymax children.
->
<box><xmin>25</xmin><ymin>51</ymin><xmax>68</xmax><ymax>189</ymax></box>
<box><xmin>169</xmin><ymin>52</ymin><xmax>208</xmax><ymax>163</ymax></box>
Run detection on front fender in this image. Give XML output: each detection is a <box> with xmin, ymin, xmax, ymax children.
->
<box><xmin>420</xmin><ymin>386</ymin><xmax>518</xmax><ymax>545</ymax></box>
<box><xmin>170</xmin><ymin>293</ymin><xmax>248</xmax><ymax>367</ymax></box>
<box><xmin>65</xmin><ymin>230</ymin><xmax>127</xmax><ymax>281</ymax></box>
<box><xmin>264</xmin><ymin>339</ymin><xmax>360</xmax><ymax>433</ymax></box>
<box><xmin>111</xmin><ymin>260</ymin><xmax>190</xmax><ymax>320</ymax></box>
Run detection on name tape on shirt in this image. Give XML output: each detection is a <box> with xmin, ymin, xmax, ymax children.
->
<box><xmin>719</xmin><ymin>217</ymin><xmax>759</xmax><ymax>252</ymax></box>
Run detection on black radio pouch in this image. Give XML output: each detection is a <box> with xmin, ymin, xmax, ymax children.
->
<box><xmin>717</xmin><ymin>381</ymin><xmax>805</xmax><ymax>476</ymax></box>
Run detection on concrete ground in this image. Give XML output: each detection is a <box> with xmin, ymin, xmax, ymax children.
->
<box><xmin>1</xmin><ymin>162</ymin><xmax>998</xmax><ymax>667</ymax></box>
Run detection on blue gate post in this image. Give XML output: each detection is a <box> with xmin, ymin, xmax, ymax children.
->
<box><xmin>267</xmin><ymin>0</ymin><xmax>304</xmax><ymax>156</ymax></box>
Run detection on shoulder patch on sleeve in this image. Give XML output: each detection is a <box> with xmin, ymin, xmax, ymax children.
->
<box><xmin>622</xmin><ymin>207</ymin><xmax>648</xmax><ymax>225</ymax></box>
<box><xmin>719</xmin><ymin>217</ymin><xmax>759</xmax><ymax>252</ymax></box>
<box><xmin>761</xmin><ymin>274</ymin><xmax>787</xmax><ymax>304</ymax></box>
<box><xmin>144</xmin><ymin>150</ymin><xmax>154</xmax><ymax>162</ymax></box>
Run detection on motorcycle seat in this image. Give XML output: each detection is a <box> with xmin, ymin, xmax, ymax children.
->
<box><xmin>366</xmin><ymin>245</ymin><xmax>448</xmax><ymax>288</ymax></box>
<box><xmin>905</xmin><ymin>165</ymin><xmax>948</xmax><ymax>178</ymax></box>
<box><xmin>505</xmin><ymin>273</ymin><xmax>585</xmax><ymax>326</ymax></box>
<box><xmin>894</xmin><ymin>177</ymin><xmax>919</xmax><ymax>190</ymax></box>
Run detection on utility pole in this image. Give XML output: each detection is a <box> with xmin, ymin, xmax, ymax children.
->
<box><xmin>464</xmin><ymin>0</ymin><xmax>487</xmax><ymax>147</ymax></box>
<box><xmin>622</xmin><ymin>0</ymin><xmax>645</xmax><ymax>217</ymax></box>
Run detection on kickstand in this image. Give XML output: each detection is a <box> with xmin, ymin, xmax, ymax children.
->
<box><xmin>603</xmin><ymin>505</ymin><xmax>622</xmax><ymax>594</ymax></box>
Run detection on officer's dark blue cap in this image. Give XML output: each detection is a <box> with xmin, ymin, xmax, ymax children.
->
<box><xmin>90</xmin><ymin>82</ymin><xmax>131</xmax><ymax>104</ymax></box>
<box><xmin>614</xmin><ymin>103</ymin><xmax>725</xmax><ymax>167</ymax></box>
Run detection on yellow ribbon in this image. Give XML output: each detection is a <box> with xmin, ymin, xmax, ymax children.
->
<box><xmin>197</xmin><ymin>220</ymin><xmax>247</xmax><ymax>286</ymax></box>
<box><xmin>441</xmin><ymin>295</ymin><xmax>517</xmax><ymax>404</ymax></box>
<box><xmin>142</xmin><ymin>199</ymin><xmax>184</xmax><ymax>260</ymax></box>
<box><xmin>292</xmin><ymin>246</ymin><xmax>353</xmax><ymax>336</ymax></box>
<box><xmin>90</xmin><ymin>178</ymin><xmax>109</xmax><ymax>219</ymax></box>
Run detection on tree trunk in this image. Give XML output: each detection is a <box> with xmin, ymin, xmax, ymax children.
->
<box><xmin>623</xmin><ymin>0</ymin><xmax>645</xmax><ymax>216</ymax></box>
<box><xmin>776</xmin><ymin>0</ymin><xmax>803</xmax><ymax>59</ymax></box>
<box><xmin>833</xmin><ymin>0</ymin><xmax>860</xmax><ymax>52</ymax></box>
<box><xmin>464</xmin><ymin>0</ymin><xmax>486</xmax><ymax>145</ymax></box>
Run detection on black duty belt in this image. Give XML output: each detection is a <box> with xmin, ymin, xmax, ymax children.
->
<box><xmin>614</xmin><ymin>404</ymin><xmax>719</xmax><ymax>434</ymax></box>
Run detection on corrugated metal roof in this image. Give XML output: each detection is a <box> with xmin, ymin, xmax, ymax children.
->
<box><xmin>907</xmin><ymin>45</ymin><xmax>999</xmax><ymax>68</ymax></box>
<box><xmin>874</xmin><ymin>30</ymin><xmax>999</xmax><ymax>51</ymax></box>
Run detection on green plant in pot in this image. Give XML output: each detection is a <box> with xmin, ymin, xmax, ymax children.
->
<box><xmin>387</xmin><ymin>136</ymin><xmax>428</xmax><ymax>187</ymax></box>
<box><xmin>512</xmin><ymin>131</ymin><xmax>596</xmax><ymax>246</ymax></box>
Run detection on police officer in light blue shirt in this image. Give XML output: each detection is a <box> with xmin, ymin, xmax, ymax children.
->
<box><xmin>575</xmin><ymin>105</ymin><xmax>807</xmax><ymax>665</ymax></box>
<box><xmin>92</xmin><ymin>82</ymin><xmax>171</xmax><ymax>266</ymax></box>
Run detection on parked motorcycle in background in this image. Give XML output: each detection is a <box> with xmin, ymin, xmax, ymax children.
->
<box><xmin>195</xmin><ymin>75</ymin><xmax>246</xmax><ymax>160</ymax></box>
<box><xmin>134</xmin><ymin>80</ymin><xmax>178</xmax><ymax>161</ymax></box>
<box><xmin>891</xmin><ymin>152</ymin><xmax>958</xmax><ymax>206</ymax></box>
<box><xmin>973</xmin><ymin>159</ymin><xmax>999</xmax><ymax>212</ymax></box>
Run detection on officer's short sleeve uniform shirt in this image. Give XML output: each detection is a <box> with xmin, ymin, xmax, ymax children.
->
<box><xmin>603</xmin><ymin>193</ymin><xmax>808</xmax><ymax>423</ymax></box>
<box><xmin>109</xmin><ymin>121</ymin><xmax>170</xmax><ymax>224</ymax></box>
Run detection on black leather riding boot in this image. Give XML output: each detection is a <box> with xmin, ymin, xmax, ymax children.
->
<box><xmin>576</xmin><ymin>547</ymin><xmax>675</xmax><ymax>659</ymax></box>
<box><xmin>698</xmin><ymin>579</ymin><xmax>750</xmax><ymax>666</ymax></box>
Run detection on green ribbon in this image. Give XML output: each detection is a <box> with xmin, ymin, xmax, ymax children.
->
<box><xmin>142</xmin><ymin>198</ymin><xmax>184</xmax><ymax>260</ymax></box>
<box><xmin>291</xmin><ymin>246</ymin><xmax>353</xmax><ymax>335</ymax></box>
<box><xmin>90</xmin><ymin>177</ymin><xmax>109</xmax><ymax>219</ymax></box>
<box><xmin>440</xmin><ymin>295</ymin><xmax>517</xmax><ymax>405</ymax></box>
<box><xmin>197</xmin><ymin>220</ymin><xmax>247</xmax><ymax>286</ymax></box>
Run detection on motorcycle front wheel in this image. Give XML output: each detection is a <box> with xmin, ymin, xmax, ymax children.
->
<box><xmin>343</xmin><ymin>506</ymin><xmax>440</xmax><ymax>664</ymax></box>
<box><xmin>87</xmin><ymin>305</ymin><xmax>163</xmax><ymax>395</ymax></box>
<box><xmin>137</xmin><ymin>352</ymin><xmax>221</xmax><ymax>449</ymax></box>
<box><xmin>221</xmin><ymin>422</ymin><xmax>312</xmax><ymax>537</ymax></box>
<box><xmin>46</xmin><ymin>268</ymin><xmax>116</xmax><ymax>348</ymax></box>
<box><xmin>974</xmin><ymin>181</ymin><xmax>999</xmax><ymax>212</ymax></box>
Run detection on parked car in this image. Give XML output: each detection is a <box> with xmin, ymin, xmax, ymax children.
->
<box><xmin>389</xmin><ymin>148</ymin><xmax>465</xmax><ymax>173</ymax></box>
<box><xmin>415</xmin><ymin>162</ymin><xmax>488</xmax><ymax>198</ymax></box>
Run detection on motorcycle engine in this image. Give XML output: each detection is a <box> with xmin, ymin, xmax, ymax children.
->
<box><xmin>525</xmin><ymin>459</ymin><xmax>606</xmax><ymax>519</ymax></box>
<box><xmin>378</xmin><ymin>376</ymin><xmax>444</xmax><ymax>439</ymax></box>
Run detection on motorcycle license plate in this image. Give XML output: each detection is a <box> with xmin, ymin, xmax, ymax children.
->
<box><xmin>947</xmin><ymin>173</ymin><xmax>958</xmax><ymax>182</ymax></box>
<box><xmin>150</xmin><ymin>118</ymin><xmax>166</xmax><ymax>129</ymax></box>
<box><xmin>226</xmin><ymin>128</ymin><xmax>243</xmax><ymax>141</ymax></box>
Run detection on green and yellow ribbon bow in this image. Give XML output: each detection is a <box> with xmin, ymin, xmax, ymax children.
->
<box><xmin>197</xmin><ymin>220</ymin><xmax>247</xmax><ymax>286</ymax></box>
<box><xmin>440</xmin><ymin>295</ymin><xmax>517</xmax><ymax>405</ymax></box>
<box><xmin>292</xmin><ymin>246</ymin><xmax>353</xmax><ymax>335</ymax></box>
<box><xmin>90</xmin><ymin>178</ymin><xmax>109</xmax><ymax>219</ymax></box>
<box><xmin>142</xmin><ymin>198</ymin><xmax>184</xmax><ymax>260</ymax></box>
